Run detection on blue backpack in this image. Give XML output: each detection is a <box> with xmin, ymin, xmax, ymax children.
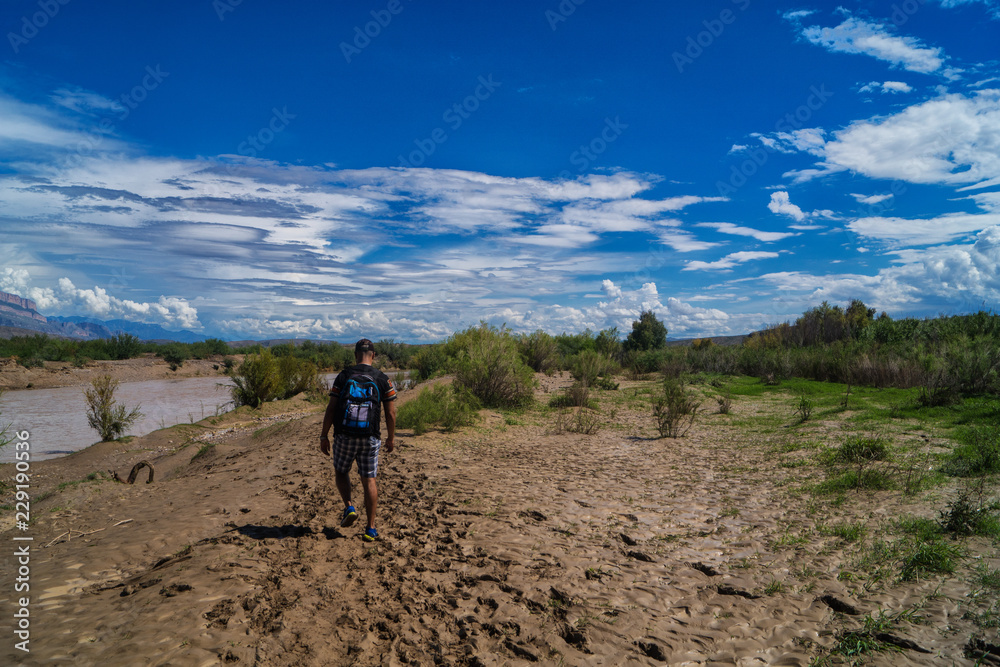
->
<box><xmin>338</xmin><ymin>372</ymin><xmax>381</xmax><ymax>436</ymax></box>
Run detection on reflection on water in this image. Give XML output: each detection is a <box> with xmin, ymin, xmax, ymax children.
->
<box><xmin>0</xmin><ymin>376</ymin><xmax>236</xmax><ymax>463</ymax></box>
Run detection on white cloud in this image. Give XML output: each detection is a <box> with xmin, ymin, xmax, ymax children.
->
<box><xmin>800</xmin><ymin>16</ymin><xmax>945</xmax><ymax>74</ymax></box>
<box><xmin>936</xmin><ymin>0</ymin><xmax>1000</xmax><ymax>19</ymax></box>
<box><xmin>849</xmin><ymin>212</ymin><xmax>1000</xmax><ymax>246</ymax></box>
<box><xmin>850</xmin><ymin>193</ymin><xmax>894</xmax><ymax>205</ymax></box>
<box><xmin>768</xmin><ymin>191</ymin><xmax>807</xmax><ymax>221</ymax></box>
<box><xmin>757</xmin><ymin>226</ymin><xmax>1000</xmax><ymax>312</ymax></box>
<box><xmin>1</xmin><ymin>270</ymin><xmax>201</xmax><ymax>329</ymax></box>
<box><xmin>861</xmin><ymin>80</ymin><xmax>914</xmax><ymax>94</ymax></box>
<box><xmin>785</xmin><ymin>91</ymin><xmax>1000</xmax><ymax>188</ymax></box>
<box><xmin>683</xmin><ymin>251</ymin><xmax>780</xmax><ymax>272</ymax></box>
<box><xmin>697</xmin><ymin>222</ymin><xmax>797</xmax><ymax>242</ymax></box>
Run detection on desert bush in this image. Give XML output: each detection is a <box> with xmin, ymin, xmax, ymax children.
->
<box><xmin>652</xmin><ymin>379</ymin><xmax>700</xmax><ymax>438</ymax></box>
<box><xmin>230</xmin><ymin>349</ymin><xmax>280</xmax><ymax>408</ymax></box>
<box><xmin>567</xmin><ymin>407</ymin><xmax>602</xmax><ymax>435</ymax></box>
<box><xmin>375</xmin><ymin>339</ymin><xmax>412</xmax><ymax>368</ymax></box>
<box><xmin>570</xmin><ymin>349</ymin><xmax>616</xmax><ymax>386</ymax></box>
<box><xmin>160</xmin><ymin>342</ymin><xmax>189</xmax><ymax>370</ymax></box>
<box><xmin>624</xmin><ymin>348</ymin><xmax>671</xmax><ymax>375</ymax></box>
<box><xmin>409</xmin><ymin>344</ymin><xmax>449</xmax><ymax>382</ymax></box>
<box><xmin>517</xmin><ymin>330</ymin><xmax>560</xmax><ymax>374</ymax></box>
<box><xmin>277</xmin><ymin>355</ymin><xmax>319</xmax><ymax>399</ymax></box>
<box><xmin>549</xmin><ymin>381</ymin><xmax>594</xmax><ymax>409</ymax></box>
<box><xmin>107</xmin><ymin>333</ymin><xmax>142</xmax><ymax>360</ymax></box>
<box><xmin>939</xmin><ymin>482</ymin><xmax>1000</xmax><ymax>538</ymax></box>
<box><xmin>84</xmin><ymin>375</ymin><xmax>142</xmax><ymax>441</ymax></box>
<box><xmin>396</xmin><ymin>383</ymin><xmax>479</xmax><ymax>435</ymax></box>
<box><xmin>450</xmin><ymin>324</ymin><xmax>535</xmax><ymax>409</ymax></box>
<box><xmin>17</xmin><ymin>355</ymin><xmax>44</xmax><ymax>369</ymax></box>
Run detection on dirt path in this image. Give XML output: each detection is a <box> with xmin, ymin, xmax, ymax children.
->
<box><xmin>0</xmin><ymin>374</ymin><xmax>995</xmax><ymax>665</ymax></box>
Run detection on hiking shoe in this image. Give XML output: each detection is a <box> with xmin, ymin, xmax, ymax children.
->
<box><xmin>340</xmin><ymin>506</ymin><xmax>358</xmax><ymax>528</ymax></box>
<box><xmin>363</xmin><ymin>527</ymin><xmax>378</xmax><ymax>542</ymax></box>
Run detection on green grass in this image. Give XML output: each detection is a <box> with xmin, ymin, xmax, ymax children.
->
<box><xmin>816</xmin><ymin>468</ymin><xmax>894</xmax><ymax>494</ymax></box>
<box><xmin>900</xmin><ymin>539</ymin><xmax>963</xmax><ymax>580</ymax></box>
<box><xmin>896</xmin><ymin>516</ymin><xmax>943</xmax><ymax>542</ymax></box>
<box><xmin>818</xmin><ymin>521</ymin><xmax>866</xmax><ymax>542</ymax></box>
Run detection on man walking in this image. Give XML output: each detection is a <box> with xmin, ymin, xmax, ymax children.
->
<box><xmin>320</xmin><ymin>339</ymin><xmax>397</xmax><ymax>541</ymax></box>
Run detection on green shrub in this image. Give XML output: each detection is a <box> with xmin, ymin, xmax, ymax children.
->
<box><xmin>549</xmin><ymin>381</ymin><xmax>594</xmax><ymax>409</ymax></box>
<box><xmin>449</xmin><ymin>324</ymin><xmax>535</xmax><ymax>409</ymax></box>
<box><xmin>84</xmin><ymin>375</ymin><xmax>142</xmax><ymax>441</ymax></box>
<box><xmin>277</xmin><ymin>355</ymin><xmax>319</xmax><ymax>399</ymax></box>
<box><xmin>517</xmin><ymin>330</ymin><xmax>560</xmax><ymax>374</ymax></box>
<box><xmin>939</xmin><ymin>485</ymin><xmax>1000</xmax><ymax>538</ymax></box>
<box><xmin>652</xmin><ymin>379</ymin><xmax>700</xmax><ymax>438</ymax></box>
<box><xmin>107</xmin><ymin>333</ymin><xmax>142</xmax><ymax>360</ymax></box>
<box><xmin>396</xmin><ymin>383</ymin><xmax>479</xmax><ymax>434</ymax></box>
<box><xmin>160</xmin><ymin>342</ymin><xmax>189</xmax><ymax>368</ymax></box>
<box><xmin>409</xmin><ymin>344</ymin><xmax>448</xmax><ymax>382</ymax></box>
<box><xmin>17</xmin><ymin>356</ymin><xmax>44</xmax><ymax>369</ymax></box>
<box><xmin>230</xmin><ymin>350</ymin><xmax>280</xmax><ymax>408</ymax></box>
<box><xmin>570</xmin><ymin>349</ymin><xmax>616</xmax><ymax>386</ymax></box>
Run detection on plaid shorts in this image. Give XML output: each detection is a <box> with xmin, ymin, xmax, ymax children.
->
<box><xmin>332</xmin><ymin>434</ymin><xmax>381</xmax><ymax>478</ymax></box>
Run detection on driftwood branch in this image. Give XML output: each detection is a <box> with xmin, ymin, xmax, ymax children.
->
<box><xmin>109</xmin><ymin>461</ymin><xmax>155</xmax><ymax>484</ymax></box>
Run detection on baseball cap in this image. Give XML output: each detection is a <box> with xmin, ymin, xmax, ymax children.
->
<box><xmin>355</xmin><ymin>338</ymin><xmax>375</xmax><ymax>354</ymax></box>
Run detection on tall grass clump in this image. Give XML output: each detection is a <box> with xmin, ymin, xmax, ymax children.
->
<box><xmin>836</xmin><ymin>435</ymin><xmax>891</xmax><ymax>464</ymax></box>
<box><xmin>448</xmin><ymin>324</ymin><xmax>535</xmax><ymax>409</ymax></box>
<box><xmin>396</xmin><ymin>384</ymin><xmax>479</xmax><ymax>435</ymax></box>
<box><xmin>653</xmin><ymin>379</ymin><xmax>700</xmax><ymax>438</ymax></box>
<box><xmin>230</xmin><ymin>349</ymin><xmax>280</xmax><ymax>408</ymax></box>
<box><xmin>84</xmin><ymin>375</ymin><xmax>142</xmax><ymax>441</ymax></box>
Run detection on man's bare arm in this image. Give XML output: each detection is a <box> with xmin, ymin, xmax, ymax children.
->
<box><xmin>383</xmin><ymin>399</ymin><xmax>396</xmax><ymax>452</ymax></box>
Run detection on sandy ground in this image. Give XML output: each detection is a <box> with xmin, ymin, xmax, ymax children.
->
<box><xmin>0</xmin><ymin>355</ymin><xmax>238</xmax><ymax>390</ymax></box>
<box><xmin>0</xmin><ymin>373</ymin><xmax>997</xmax><ymax>665</ymax></box>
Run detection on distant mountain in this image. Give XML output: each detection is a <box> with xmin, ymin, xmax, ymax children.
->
<box><xmin>48</xmin><ymin>316</ymin><xmax>208</xmax><ymax>343</ymax></box>
<box><xmin>0</xmin><ymin>289</ymin><xmax>212</xmax><ymax>342</ymax></box>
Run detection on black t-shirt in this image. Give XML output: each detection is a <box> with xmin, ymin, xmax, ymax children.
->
<box><xmin>329</xmin><ymin>364</ymin><xmax>396</xmax><ymax>436</ymax></box>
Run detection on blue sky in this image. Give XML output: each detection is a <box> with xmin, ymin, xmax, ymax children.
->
<box><xmin>1</xmin><ymin>0</ymin><xmax>998</xmax><ymax>342</ymax></box>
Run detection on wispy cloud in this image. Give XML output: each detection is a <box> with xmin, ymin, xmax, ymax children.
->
<box><xmin>798</xmin><ymin>15</ymin><xmax>946</xmax><ymax>74</ymax></box>
<box><xmin>683</xmin><ymin>251</ymin><xmax>780</xmax><ymax>272</ymax></box>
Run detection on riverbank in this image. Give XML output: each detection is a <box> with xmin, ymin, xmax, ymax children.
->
<box><xmin>0</xmin><ymin>354</ymin><xmax>238</xmax><ymax>390</ymax></box>
<box><xmin>0</xmin><ymin>373</ymin><xmax>996</xmax><ymax>665</ymax></box>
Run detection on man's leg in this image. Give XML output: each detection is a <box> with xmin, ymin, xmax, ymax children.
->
<box><xmin>335</xmin><ymin>470</ymin><xmax>353</xmax><ymax>508</ymax></box>
<box><xmin>360</xmin><ymin>476</ymin><xmax>378</xmax><ymax>529</ymax></box>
